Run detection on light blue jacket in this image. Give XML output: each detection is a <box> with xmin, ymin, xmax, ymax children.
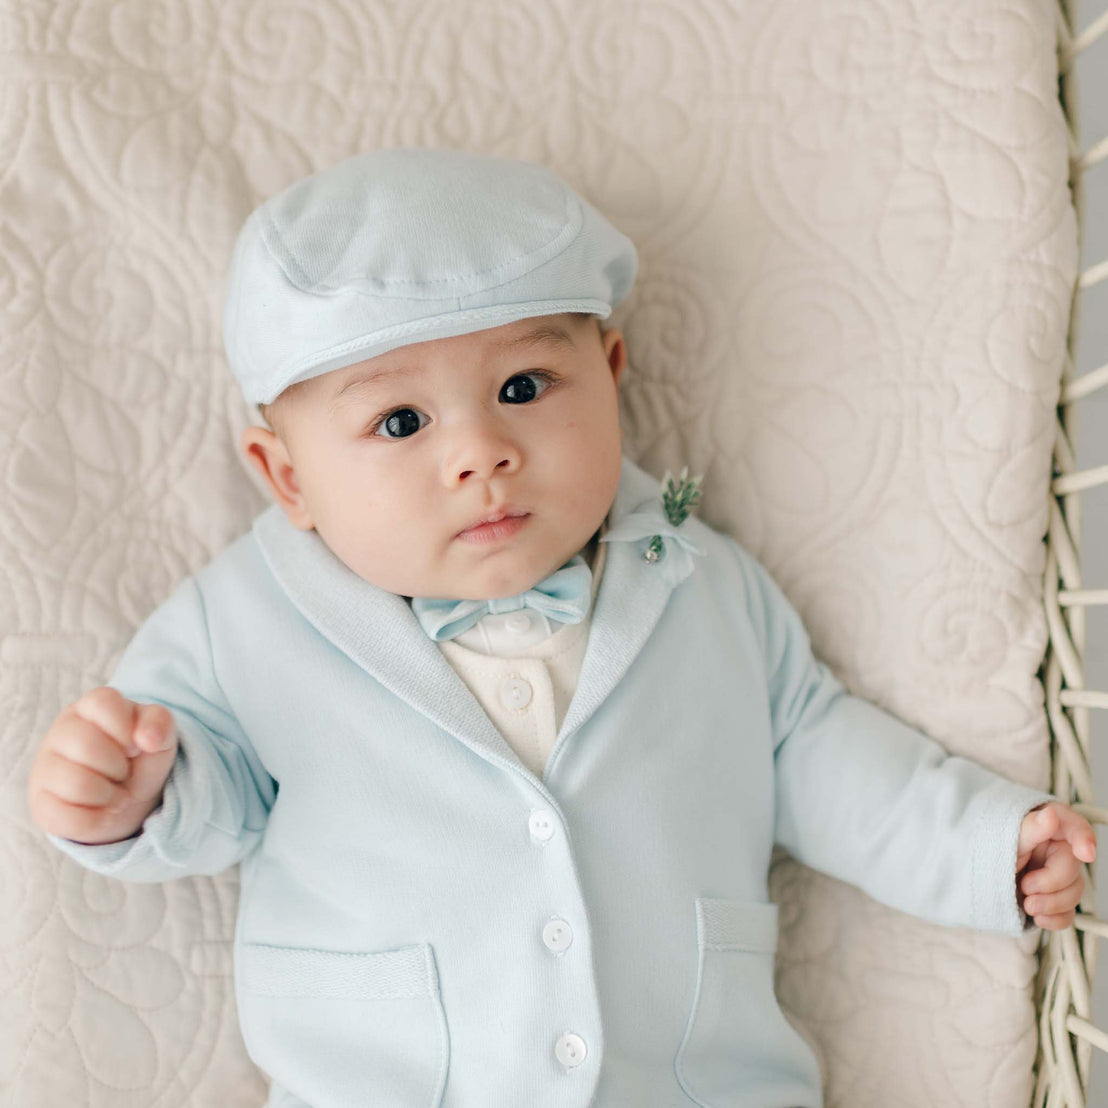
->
<box><xmin>48</xmin><ymin>454</ymin><xmax>1054</xmax><ymax>1108</ymax></box>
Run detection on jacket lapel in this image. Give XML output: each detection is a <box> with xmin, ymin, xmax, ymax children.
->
<box><xmin>554</xmin><ymin>456</ymin><xmax>679</xmax><ymax>746</ymax></box>
<box><xmin>251</xmin><ymin>454</ymin><xmax>677</xmax><ymax>779</ymax></box>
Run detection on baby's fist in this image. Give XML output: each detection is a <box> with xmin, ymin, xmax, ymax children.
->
<box><xmin>27</xmin><ymin>686</ymin><xmax>178</xmax><ymax>846</ymax></box>
<box><xmin>1016</xmin><ymin>801</ymin><xmax>1097</xmax><ymax>931</ymax></box>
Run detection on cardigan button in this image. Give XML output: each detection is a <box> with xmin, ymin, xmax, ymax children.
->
<box><xmin>555</xmin><ymin>1031</ymin><xmax>587</xmax><ymax>1068</ymax></box>
<box><xmin>542</xmin><ymin>918</ymin><xmax>573</xmax><ymax>953</ymax></box>
<box><xmin>529</xmin><ymin>810</ymin><xmax>555</xmax><ymax>841</ymax></box>
<box><xmin>505</xmin><ymin>612</ymin><xmax>532</xmax><ymax>633</ymax></box>
<box><xmin>500</xmin><ymin>676</ymin><xmax>533</xmax><ymax>710</ymax></box>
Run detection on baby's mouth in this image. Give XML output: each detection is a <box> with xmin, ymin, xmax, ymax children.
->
<box><xmin>456</xmin><ymin>507</ymin><xmax>530</xmax><ymax>537</ymax></box>
<box><xmin>456</xmin><ymin>511</ymin><xmax>531</xmax><ymax>542</ymax></box>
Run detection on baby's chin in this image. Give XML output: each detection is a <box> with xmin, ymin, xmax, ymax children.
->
<box><xmin>436</xmin><ymin>570</ymin><xmax>547</xmax><ymax>602</ymax></box>
<box><xmin>407</xmin><ymin>556</ymin><xmax>563</xmax><ymax>602</ymax></box>
<box><xmin>346</xmin><ymin>529</ymin><xmax>587</xmax><ymax>599</ymax></box>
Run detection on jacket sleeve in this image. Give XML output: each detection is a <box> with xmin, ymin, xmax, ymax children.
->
<box><xmin>44</xmin><ymin>573</ymin><xmax>276</xmax><ymax>883</ymax></box>
<box><xmin>729</xmin><ymin>538</ymin><xmax>1056</xmax><ymax>938</ymax></box>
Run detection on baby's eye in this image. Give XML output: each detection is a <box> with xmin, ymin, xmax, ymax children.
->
<box><xmin>371</xmin><ymin>408</ymin><xmax>428</xmax><ymax>440</ymax></box>
<box><xmin>501</xmin><ymin>371</ymin><xmax>556</xmax><ymax>404</ymax></box>
<box><xmin>368</xmin><ymin>373</ymin><xmax>556</xmax><ymax>440</ymax></box>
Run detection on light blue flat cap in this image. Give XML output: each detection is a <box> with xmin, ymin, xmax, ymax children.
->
<box><xmin>222</xmin><ymin>147</ymin><xmax>638</xmax><ymax>406</ymax></box>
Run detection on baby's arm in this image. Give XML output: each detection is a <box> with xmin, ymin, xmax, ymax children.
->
<box><xmin>730</xmin><ymin>538</ymin><xmax>1055</xmax><ymax>937</ymax></box>
<box><xmin>28</xmin><ymin>574</ymin><xmax>276</xmax><ymax>883</ymax></box>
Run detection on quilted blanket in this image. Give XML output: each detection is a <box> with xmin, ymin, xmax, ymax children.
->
<box><xmin>3</xmin><ymin>0</ymin><xmax>1077</xmax><ymax>1105</ymax></box>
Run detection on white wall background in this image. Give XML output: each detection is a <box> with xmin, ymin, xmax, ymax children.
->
<box><xmin>1071</xmin><ymin>0</ymin><xmax>1108</xmax><ymax>1101</ymax></box>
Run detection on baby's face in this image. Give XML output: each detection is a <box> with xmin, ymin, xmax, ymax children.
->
<box><xmin>241</xmin><ymin>313</ymin><xmax>626</xmax><ymax>601</ymax></box>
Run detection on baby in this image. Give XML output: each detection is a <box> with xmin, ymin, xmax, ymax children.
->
<box><xmin>26</xmin><ymin>147</ymin><xmax>1097</xmax><ymax>1108</ymax></box>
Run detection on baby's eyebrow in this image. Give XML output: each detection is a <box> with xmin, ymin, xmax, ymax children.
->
<box><xmin>331</xmin><ymin>363</ymin><xmax>416</xmax><ymax>407</ymax></box>
<box><xmin>491</xmin><ymin>321</ymin><xmax>578</xmax><ymax>356</ymax></box>
<box><xmin>329</xmin><ymin>321</ymin><xmax>577</xmax><ymax>408</ymax></box>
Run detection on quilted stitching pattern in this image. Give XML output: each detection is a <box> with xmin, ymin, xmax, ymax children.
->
<box><xmin>3</xmin><ymin>0</ymin><xmax>1075</xmax><ymax>1104</ymax></box>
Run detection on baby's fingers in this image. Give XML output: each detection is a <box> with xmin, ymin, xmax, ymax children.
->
<box><xmin>31</xmin><ymin>787</ymin><xmax>129</xmax><ymax>844</ymax></box>
<box><xmin>47</xmin><ymin>711</ymin><xmax>131</xmax><ymax>783</ymax></box>
<box><xmin>132</xmin><ymin>703</ymin><xmax>176</xmax><ymax>754</ymax></box>
<box><xmin>37</xmin><ymin>750</ymin><xmax>128</xmax><ymax>811</ymax></box>
<box><xmin>1021</xmin><ymin>839</ymin><xmax>1082</xmax><ymax>896</ymax></box>
<box><xmin>1032</xmin><ymin>911</ymin><xmax>1077</xmax><ymax>931</ymax></box>
<box><xmin>1024</xmin><ymin>874</ymin><xmax>1085</xmax><ymax>919</ymax></box>
<box><xmin>69</xmin><ymin>687</ymin><xmax>141</xmax><ymax>756</ymax></box>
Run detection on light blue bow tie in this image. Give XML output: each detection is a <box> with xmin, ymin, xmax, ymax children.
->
<box><xmin>411</xmin><ymin>554</ymin><xmax>593</xmax><ymax>642</ymax></box>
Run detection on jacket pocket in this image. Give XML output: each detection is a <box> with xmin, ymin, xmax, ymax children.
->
<box><xmin>237</xmin><ymin>941</ymin><xmax>449</xmax><ymax>1108</ymax></box>
<box><xmin>673</xmin><ymin>897</ymin><xmax>818</xmax><ymax>1108</ymax></box>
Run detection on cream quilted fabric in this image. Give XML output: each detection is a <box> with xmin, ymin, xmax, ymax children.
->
<box><xmin>3</xmin><ymin>0</ymin><xmax>1077</xmax><ymax>1105</ymax></box>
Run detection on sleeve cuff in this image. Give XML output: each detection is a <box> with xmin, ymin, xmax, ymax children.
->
<box><xmin>46</xmin><ymin>796</ymin><xmax>171</xmax><ymax>879</ymax></box>
<box><xmin>47</xmin><ymin>828</ymin><xmax>142</xmax><ymax>869</ymax></box>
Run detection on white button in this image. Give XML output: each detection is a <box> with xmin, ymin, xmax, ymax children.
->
<box><xmin>542</xmin><ymin>918</ymin><xmax>573</xmax><ymax>953</ymax></box>
<box><xmin>505</xmin><ymin>612</ymin><xmax>532</xmax><ymax>633</ymax></box>
<box><xmin>529</xmin><ymin>810</ymin><xmax>555</xmax><ymax>841</ymax></box>
<box><xmin>555</xmin><ymin>1031</ymin><xmax>587</xmax><ymax>1068</ymax></box>
<box><xmin>500</xmin><ymin>676</ymin><xmax>532</xmax><ymax>710</ymax></box>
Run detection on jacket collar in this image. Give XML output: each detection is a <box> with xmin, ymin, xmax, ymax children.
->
<box><xmin>252</xmin><ymin>454</ymin><xmax>675</xmax><ymax>783</ymax></box>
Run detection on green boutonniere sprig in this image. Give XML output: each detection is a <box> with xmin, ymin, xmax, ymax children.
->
<box><xmin>598</xmin><ymin>462</ymin><xmax>707</xmax><ymax>587</ymax></box>
<box><xmin>645</xmin><ymin>467</ymin><xmax>704</xmax><ymax>563</ymax></box>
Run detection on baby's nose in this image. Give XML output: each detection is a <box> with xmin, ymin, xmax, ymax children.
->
<box><xmin>448</xmin><ymin>424</ymin><xmax>522</xmax><ymax>483</ymax></box>
<box><xmin>458</xmin><ymin>457</ymin><xmax>512</xmax><ymax>481</ymax></box>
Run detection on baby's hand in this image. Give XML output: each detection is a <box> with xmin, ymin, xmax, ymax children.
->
<box><xmin>1016</xmin><ymin>801</ymin><xmax>1098</xmax><ymax>931</ymax></box>
<box><xmin>27</xmin><ymin>686</ymin><xmax>178</xmax><ymax>846</ymax></box>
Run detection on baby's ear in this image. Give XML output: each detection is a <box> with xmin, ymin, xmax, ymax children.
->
<box><xmin>238</xmin><ymin>426</ymin><xmax>314</xmax><ymax>530</ymax></box>
<box><xmin>603</xmin><ymin>326</ymin><xmax>627</xmax><ymax>387</ymax></box>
